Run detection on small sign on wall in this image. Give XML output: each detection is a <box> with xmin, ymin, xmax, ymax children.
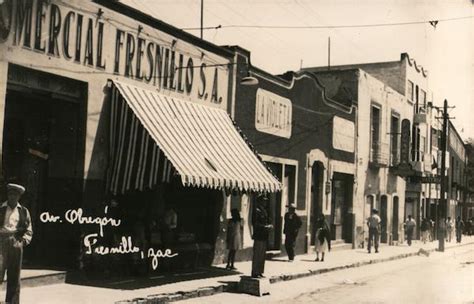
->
<box><xmin>255</xmin><ymin>89</ymin><xmax>292</xmax><ymax>138</ymax></box>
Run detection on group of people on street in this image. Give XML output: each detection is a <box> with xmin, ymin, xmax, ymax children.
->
<box><xmin>225</xmin><ymin>194</ymin><xmax>330</xmax><ymax>278</ymax></box>
<box><xmin>225</xmin><ymin>194</ymin><xmax>474</xmax><ymax>279</ymax></box>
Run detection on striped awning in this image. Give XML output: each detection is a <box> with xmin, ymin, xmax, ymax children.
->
<box><xmin>108</xmin><ymin>80</ymin><xmax>281</xmax><ymax>194</ymax></box>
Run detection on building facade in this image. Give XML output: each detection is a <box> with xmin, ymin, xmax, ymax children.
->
<box><xmin>0</xmin><ymin>0</ymin><xmax>280</xmax><ymax>272</ymax></box>
<box><xmin>228</xmin><ymin>46</ymin><xmax>357</xmax><ymax>258</ymax></box>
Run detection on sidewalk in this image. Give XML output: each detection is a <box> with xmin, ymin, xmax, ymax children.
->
<box><xmin>17</xmin><ymin>236</ymin><xmax>474</xmax><ymax>304</ymax></box>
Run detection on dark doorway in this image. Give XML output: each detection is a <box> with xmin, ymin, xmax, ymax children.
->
<box><xmin>380</xmin><ymin>195</ymin><xmax>388</xmax><ymax>243</ymax></box>
<box><xmin>310</xmin><ymin>161</ymin><xmax>324</xmax><ymax>245</ymax></box>
<box><xmin>392</xmin><ymin>196</ymin><xmax>399</xmax><ymax>241</ymax></box>
<box><xmin>263</xmin><ymin>162</ymin><xmax>282</xmax><ymax>251</ymax></box>
<box><xmin>330</xmin><ymin>173</ymin><xmax>354</xmax><ymax>243</ymax></box>
<box><xmin>3</xmin><ymin>65</ymin><xmax>86</xmax><ymax>267</ymax></box>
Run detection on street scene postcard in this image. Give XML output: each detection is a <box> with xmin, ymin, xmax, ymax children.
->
<box><xmin>0</xmin><ymin>0</ymin><xmax>472</xmax><ymax>303</ymax></box>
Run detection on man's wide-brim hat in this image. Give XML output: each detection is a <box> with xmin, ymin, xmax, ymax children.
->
<box><xmin>372</xmin><ymin>208</ymin><xmax>378</xmax><ymax>213</ymax></box>
<box><xmin>286</xmin><ymin>203</ymin><xmax>296</xmax><ymax>209</ymax></box>
<box><xmin>7</xmin><ymin>183</ymin><xmax>26</xmax><ymax>195</ymax></box>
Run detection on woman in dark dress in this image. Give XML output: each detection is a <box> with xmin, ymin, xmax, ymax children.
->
<box><xmin>314</xmin><ymin>214</ymin><xmax>331</xmax><ymax>262</ymax></box>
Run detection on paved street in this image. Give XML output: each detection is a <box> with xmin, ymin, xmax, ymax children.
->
<box><xmin>11</xmin><ymin>238</ymin><xmax>473</xmax><ymax>303</ymax></box>
<box><xmin>180</xmin><ymin>244</ymin><xmax>474</xmax><ymax>304</ymax></box>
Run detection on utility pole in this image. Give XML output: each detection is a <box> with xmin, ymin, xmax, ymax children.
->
<box><xmin>436</xmin><ymin>99</ymin><xmax>455</xmax><ymax>252</ymax></box>
<box><xmin>327</xmin><ymin>37</ymin><xmax>331</xmax><ymax>70</ymax></box>
<box><xmin>200</xmin><ymin>0</ymin><xmax>204</xmax><ymax>39</ymax></box>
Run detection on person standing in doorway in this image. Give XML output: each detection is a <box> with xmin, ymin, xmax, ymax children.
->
<box><xmin>284</xmin><ymin>204</ymin><xmax>302</xmax><ymax>262</ymax></box>
<box><xmin>162</xmin><ymin>204</ymin><xmax>177</xmax><ymax>246</ymax></box>
<box><xmin>367</xmin><ymin>209</ymin><xmax>381</xmax><ymax>253</ymax></box>
<box><xmin>455</xmin><ymin>216</ymin><xmax>464</xmax><ymax>243</ymax></box>
<box><xmin>404</xmin><ymin>215</ymin><xmax>416</xmax><ymax>246</ymax></box>
<box><xmin>226</xmin><ymin>209</ymin><xmax>243</xmax><ymax>270</ymax></box>
<box><xmin>0</xmin><ymin>184</ymin><xmax>33</xmax><ymax>304</ymax></box>
<box><xmin>314</xmin><ymin>214</ymin><xmax>331</xmax><ymax>261</ymax></box>
<box><xmin>251</xmin><ymin>194</ymin><xmax>272</xmax><ymax>278</ymax></box>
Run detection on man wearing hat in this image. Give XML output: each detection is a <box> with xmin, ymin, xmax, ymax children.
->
<box><xmin>283</xmin><ymin>203</ymin><xmax>302</xmax><ymax>262</ymax></box>
<box><xmin>251</xmin><ymin>194</ymin><xmax>272</xmax><ymax>278</ymax></box>
<box><xmin>0</xmin><ymin>183</ymin><xmax>33</xmax><ymax>304</ymax></box>
<box><xmin>366</xmin><ymin>208</ymin><xmax>381</xmax><ymax>253</ymax></box>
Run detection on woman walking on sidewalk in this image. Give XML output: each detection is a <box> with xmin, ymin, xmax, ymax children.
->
<box><xmin>421</xmin><ymin>218</ymin><xmax>430</xmax><ymax>244</ymax></box>
<box><xmin>314</xmin><ymin>214</ymin><xmax>331</xmax><ymax>262</ymax></box>
<box><xmin>226</xmin><ymin>209</ymin><xmax>243</xmax><ymax>270</ymax></box>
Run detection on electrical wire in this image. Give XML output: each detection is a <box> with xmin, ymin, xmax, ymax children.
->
<box><xmin>182</xmin><ymin>15</ymin><xmax>473</xmax><ymax>30</ymax></box>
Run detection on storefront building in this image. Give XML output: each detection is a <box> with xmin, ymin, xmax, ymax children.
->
<box><xmin>0</xmin><ymin>0</ymin><xmax>280</xmax><ymax>271</ymax></box>
<box><xmin>305</xmin><ymin>67</ymin><xmax>412</xmax><ymax>247</ymax></box>
<box><xmin>306</xmin><ymin>53</ymin><xmax>432</xmax><ymax>241</ymax></box>
<box><xmin>228</xmin><ymin>46</ymin><xmax>357</xmax><ymax>257</ymax></box>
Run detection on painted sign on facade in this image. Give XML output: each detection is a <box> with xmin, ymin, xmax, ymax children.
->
<box><xmin>255</xmin><ymin>88</ymin><xmax>292</xmax><ymax>138</ymax></box>
<box><xmin>332</xmin><ymin>116</ymin><xmax>355</xmax><ymax>153</ymax></box>
<box><xmin>0</xmin><ymin>0</ymin><xmax>230</xmax><ymax>107</ymax></box>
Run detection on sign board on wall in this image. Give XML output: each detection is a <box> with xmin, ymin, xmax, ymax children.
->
<box><xmin>332</xmin><ymin>116</ymin><xmax>355</xmax><ymax>152</ymax></box>
<box><xmin>0</xmin><ymin>0</ymin><xmax>230</xmax><ymax>107</ymax></box>
<box><xmin>255</xmin><ymin>88</ymin><xmax>292</xmax><ymax>138</ymax></box>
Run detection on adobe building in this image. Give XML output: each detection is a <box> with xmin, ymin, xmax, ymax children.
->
<box><xmin>227</xmin><ymin>46</ymin><xmax>357</xmax><ymax>258</ymax></box>
<box><xmin>0</xmin><ymin>0</ymin><xmax>280</xmax><ymax>272</ymax></box>
<box><xmin>305</xmin><ymin>53</ymin><xmax>433</xmax><ymax>240</ymax></box>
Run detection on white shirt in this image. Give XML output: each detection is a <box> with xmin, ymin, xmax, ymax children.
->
<box><xmin>3</xmin><ymin>203</ymin><xmax>20</xmax><ymax>232</ymax></box>
<box><xmin>367</xmin><ymin>214</ymin><xmax>381</xmax><ymax>228</ymax></box>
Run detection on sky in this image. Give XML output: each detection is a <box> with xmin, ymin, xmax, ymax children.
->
<box><xmin>121</xmin><ymin>0</ymin><xmax>474</xmax><ymax>140</ymax></box>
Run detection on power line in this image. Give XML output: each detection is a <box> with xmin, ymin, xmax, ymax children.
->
<box><xmin>182</xmin><ymin>15</ymin><xmax>472</xmax><ymax>30</ymax></box>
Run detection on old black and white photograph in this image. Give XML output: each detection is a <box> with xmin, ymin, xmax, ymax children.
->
<box><xmin>0</xmin><ymin>0</ymin><xmax>473</xmax><ymax>303</ymax></box>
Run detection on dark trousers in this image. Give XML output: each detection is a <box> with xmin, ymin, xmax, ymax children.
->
<box><xmin>251</xmin><ymin>240</ymin><xmax>267</xmax><ymax>277</ymax></box>
<box><xmin>407</xmin><ymin>229</ymin><xmax>414</xmax><ymax>246</ymax></box>
<box><xmin>368</xmin><ymin>228</ymin><xmax>379</xmax><ymax>252</ymax></box>
<box><xmin>456</xmin><ymin>230</ymin><xmax>462</xmax><ymax>243</ymax></box>
<box><xmin>0</xmin><ymin>237</ymin><xmax>23</xmax><ymax>304</ymax></box>
<box><xmin>285</xmin><ymin>234</ymin><xmax>297</xmax><ymax>260</ymax></box>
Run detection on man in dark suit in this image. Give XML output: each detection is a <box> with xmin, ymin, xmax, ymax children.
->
<box><xmin>283</xmin><ymin>204</ymin><xmax>302</xmax><ymax>262</ymax></box>
<box><xmin>0</xmin><ymin>183</ymin><xmax>33</xmax><ymax>304</ymax></box>
<box><xmin>251</xmin><ymin>194</ymin><xmax>272</xmax><ymax>278</ymax></box>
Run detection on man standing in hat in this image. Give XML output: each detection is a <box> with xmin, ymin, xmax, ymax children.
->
<box><xmin>283</xmin><ymin>203</ymin><xmax>301</xmax><ymax>262</ymax></box>
<box><xmin>367</xmin><ymin>208</ymin><xmax>381</xmax><ymax>253</ymax></box>
<box><xmin>0</xmin><ymin>183</ymin><xmax>33</xmax><ymax>304</ymax></box>
<box><xmin>251</xmin><ymin>194</ymin><xmax>272</xmax><ymax>278</ymax></box>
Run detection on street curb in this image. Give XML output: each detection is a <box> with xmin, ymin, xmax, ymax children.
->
<box><xmin>117</xmin><ymin>241</ymin><xmax>474</xmax><ymax>303</ymax></box>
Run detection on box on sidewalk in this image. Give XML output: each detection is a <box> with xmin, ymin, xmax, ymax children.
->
<box><xmin>238</xmin><ymin>276</ymin><xmax>270</xmax><ymax>297</ymax></box>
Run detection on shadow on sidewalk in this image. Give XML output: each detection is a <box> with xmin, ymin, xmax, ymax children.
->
<box><xmin>64</xmin><ymin>266</ymin><xmax>241</xmax><ymax>290</ymax></box>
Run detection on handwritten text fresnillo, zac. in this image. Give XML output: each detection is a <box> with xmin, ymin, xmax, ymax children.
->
<box><xmin>40</xmin><ymin>207</ymin><xmax>178</xmax><ymax>270</ymax></box>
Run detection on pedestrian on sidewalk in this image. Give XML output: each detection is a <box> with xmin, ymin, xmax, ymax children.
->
<box><xmin>226</xmin><ymin>208</ymin><xmax>243</xmax><ymax>270</ymax></box>
<box><xmin>455</xmin><ymin>216</ymin><xmax>464</xmax><ymax>243</ymax></box>
<box><xmin>367</xmin><ymin>209</ymin><xmax>381</xmax><ymax>253</ymax></box>
<box><xmin>314</xmin><ymin>214</ymin><xmax>331</xmax><ymax>262</ymax></box>
<box><xmin>420</xmin><ymin>218</ymin><xmax>430</xmax><ymax>244</ymax></box>
<box><xmin>429</xmin><ymin>219</ymin><xmax>435</xmax><ymax>242</ymax></box>
<box><xmin>404</xmin><ymin>215</ymin><xmax>416</xmax><ymax>246</ymax></box>
<box><xmin>251</xmin><ymin>194</ymin><xmax>273</xmax><ymax>278</ymax></box>
<box><xmin>465</xmin><ymin>218</ymin><xmax>472</xmax><ymax>236</ymax></box>
<box><xmin>284</xmin><ymin>203</ymin><xmax>302</xmax><ymax>262</ymax></box>
<box><xmin>0</xmin><ymin>184</ymin><xmax>33</xmax><ymax>304</ymax></box>
<box><xmin>446</xmin><ymin>217</ymin><xmax>454</xmax><ymax>242</ymax></box>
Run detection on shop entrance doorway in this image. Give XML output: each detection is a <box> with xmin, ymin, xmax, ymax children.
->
<box><xmin>2</xmin><ymin>65</ymin><xmax>86</xmax><ymax>267</ymax></box>
<box><xmin>310</xmin><ymin>161</ymin><xmax>324</xmax><ymax>245</ymax></box>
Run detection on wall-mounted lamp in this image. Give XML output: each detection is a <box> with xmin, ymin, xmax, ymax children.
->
<box><xmin>241</xmin><ymin>74</ymin><xmax>259</xmax><ymax>86</ymax></box>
